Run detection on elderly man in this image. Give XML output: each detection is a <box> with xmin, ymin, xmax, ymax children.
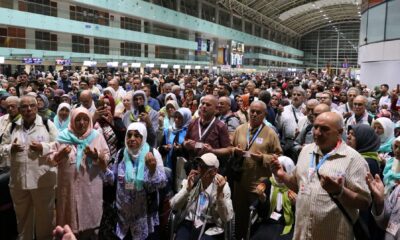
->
<box><xmin>183</xmin><ymin>95</ymin><xmax>231</xmax><ymax>173</ymax></box>
<box><xmin>338</xmin><ymin>87</ymin><xmax>360</xmax><ymax>118</ymax></box>
<box><xmin>231</xmin><ymin>100</ymin><xmax>282</xmax><ymax>239</ymax></box>
<box><xmin>272</xmin><ymin>112</ymin><xmax>371</xmax><ymax>240</ymax></box>
<box><xmin>217</xmin><ymin>96</ymin><xmax>240</xmax><ymax>141</ymax></box>
<box><xmin>345</xmin><ymin>95</ymin><xmax>373</xmax><ymax>130</ymax></box>
<box><xmin>0</xmin><ymin>95</ymin><xmax>58</xmax><ymax>240</ymax></box>
<box><xmin>77</xmin><ymin>90</ymin><xmax>96</xmax><ymax>115</ymax></box>
<box><xmin>0</xmin><ymin>96</ymin><xmax>20</xmax><ymax>166</ymax></box>
<box><xmin>170</xmin><ymin>153</ymin><xmax>233</xmax><ymax>240</ymax></box>
<box><xmin>276</xmin><ymin>87</ymin><xmax>305</xmax><ymax>159</ymax></box>
<box><xmin>319</xmin><ymin>91</ymin><xmax>339</xmax><ymax>112</ymax></box>
<box><xmin>294</xmin><ymin>103</ymin><xmax>331</xmax><ymax>155</ymax></box>
<box><xmin>107</xmin><ymin>78</ymin><xmax>126</xmax><ymax>101</ymax></box>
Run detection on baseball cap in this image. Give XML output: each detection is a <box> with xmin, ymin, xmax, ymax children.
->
<box><xmin>195</xmin><ymin>153</ymin><xmax>219</xmax><ymax>169</ymax></box>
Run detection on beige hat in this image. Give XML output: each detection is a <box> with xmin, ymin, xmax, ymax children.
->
<box><xmin>196</xmin><ymin>153</ymin><xmax>219</xmax><ymax>169</ymax></box>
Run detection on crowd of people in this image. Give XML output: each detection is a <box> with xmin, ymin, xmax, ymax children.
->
<box><xmin>0</xmin><ymin>69</ymin><xmax>399</xmax><ymax>240</ymax></box>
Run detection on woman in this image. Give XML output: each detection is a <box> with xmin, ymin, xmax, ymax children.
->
<box><xmin>36</xmin><ymin>93</ymin><xmax>56</xmax><ymax>121</ymax></box>
<box><xmin>347</xmin><ymin>124</ymin><xmax>385</xmax><ymax>240</ymax></box>
<box><xmin>94</xmin><ymin>95</ymin><xmax>126</xmax><ymax>161</ymax></box>
<box><xmin>366</xmin><ymin>136</ymin><xmax>400</xmax><ymax>239</ymax></box>
<box><xmin>252</xmin><ymin>156</ymin><xmax>296</xmax><ymax>240</ymax></box>
<box><xmin>7</xmin><ymin>86</ymin><xmax>17</xmax><ymax>96</ymax></box>
<box><xmin>104</xmin><ymin>122</ymin><xmax>167</xmax><ymax>240</ymax></box>
<box><xmin>158</xmin><ymin>93</ymin><xmax>178</xmax><ymax>117</ymax></box>
<box><xmin>115</xmin><ymin>91</ymin><xmax>132</xmax><ymax>118</ymax></box>
<box><xmin>159</xmin><ymin>108</ymin><xmax>191</xmax><ymax>178</ymax></box>
<box><xmin>373</xmin><ymin>117</ymin><xmax>396</xmax><ymax>154</ymax></box>
<box><xmin>52</xmin><ymin>107</ymin><xmax>110</xmax><ymax>238</ymax></box>
<box><xmin>158</xmin><ymin>100</ymin><xmax>179</xmax><ymax>131</ymax></box>
<box><xmin>234</xmin><ymin>95</ymin><xmax>249</xmax><ymax>124</ymax></box>
<box><xmin>53</xmin><ymin>103</ymin><xmax>71</xmax><ymax>132</ymax></box>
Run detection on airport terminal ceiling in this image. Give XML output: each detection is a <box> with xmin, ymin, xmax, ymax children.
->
<box><xmin>218</xmin><ymin>0</ymin><xmax>361</xmax><ymax>37</ymax></box>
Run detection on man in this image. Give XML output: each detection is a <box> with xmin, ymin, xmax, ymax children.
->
<box><xmin>108</xmin><ymin>78</ymin><xmax>126</xmax><ymax>101</ymax></box>
<box><xmin>271</xmin><ymin>112</ymin><xmax>371</xmax><ymax>240</ymax></box>
<box><xmin>16</xmin><ymin>72</ymin><xmax>29</xmax><ymax>97</ymax></box>
<box><xmin>344</xmin><ymin>95</ymin><xmax>373</xmax><ymax>130</ymax></box>
<box><xmin>57</xmin><ymin>70</ymin><xmax>72</xmax><ymax>94</ymax></box>
<box><xmin>230</xmin><ymin>79</ymin><xmax>242</xmax><ymax>98</ymax></box>
<box><xmin>0</xmin><ymin>96</ymin><xmax>20</xmax><ymax>166</ymax></box>
<box><xmin>218</xmin><ymin>83</ymin><xmax>237</xmax><ymax>112</ymax></box>
<box><xmin>183</xmin><ymin>95</ymin><xmax>231</xmax><ymax>173</ymax></box>
<box><xmin>170</xmin><ymin>153</ymin><xmax>233</xmax><ymax>240</ymax></box>
<box><xmin>378</xmin><ymin>84</ymin><xmax>391</xmax><ymax>110</ymax></box>
<box><xmin>258</xmin><ymin>90</ymin><xmax>276</xmax><ymax>127</ymax></box>
<box><xmin>294</xmin><ymin>99</ymin><xmax>319</xmax><ymax>147</ymax></box>
<box><xmin>294</xmin><ymin>103</ymin><xmax>331</xmax><ymax>154</ymax></box>
<box><xmin>77</xmin><ymin>90</ymin><xmax>96</xmax><ymax>115</ymax></box>
<box><xmin>276</xmin><ymin>87</ymin><xmax>305</xmax><ymax>159</ymax></box>
<box><xmin>319</xmin><ymin>91</ymin><xmax>339</xmax><ymax>112</ymax></box>
<box><xmin>231</xmin><ymin>100</ymin><xmax>282</xmax><ymax>239</ymax></box>
<box><xmin>122</xmin><ymin>90</ymin><xmax>159</xmax><ymax>147</ymax></box>
<box><xmin>267</xmin><ymin>78</ymin><xmax>278</xmax><ymax>94</ymax></box>
<box><xmin>0</xmin><ymin>95</ymin><xmax>58</xmax><ymax>240</ymax></box>
<box><xmin>88</xmin><ymin>75</ymin><xmax>101</xmax><ymax>96</ymax></box>
<box><xmin>142</xmin><ymin>85</ymin><xmax>160</xmax><ymax>111</ymax></box>
<box><xmin>157</xmin><ymin>83</ymin><xmax>172</xmax><ymax>107</ymax></box>
<box><xmin>338</xmin><ymin>87</ymin><xmax>359</xmax><ymax>118</ymax></box>
<box><xmin>217</xmin><ymin>96</ymin><xmax>240</xmax><ymax>141</ymax></box>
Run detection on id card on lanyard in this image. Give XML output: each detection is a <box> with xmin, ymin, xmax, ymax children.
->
<box><xmin>245</xmin><ymin>124</ymin><xmax>264</xmax><ymax>151</ymax></box>
<box><xmin>197</xmin><ymin>117</ymin><xmax>216</xmax><ymax>142</ymax></box>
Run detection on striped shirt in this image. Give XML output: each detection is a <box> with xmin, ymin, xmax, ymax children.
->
<box><xmin>293</xmin><ymin>142</ymin><xmax>371</xmax><ymax>240</ymax></box>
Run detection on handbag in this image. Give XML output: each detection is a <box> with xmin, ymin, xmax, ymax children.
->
<box><xmin>316</xmin><ymin>171</ymin><xmax>370</xmax><ymax>240</ymax></box>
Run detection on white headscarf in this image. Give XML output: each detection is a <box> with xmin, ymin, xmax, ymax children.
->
<box><xmin>126</xmin><ymin>122</ymin><xmax>147</xmax><ymax>156</ymax></box>
<box><xmin>103</xmin><ymin>87</ymin><xmax>117</xmax><ymax>100</ymax></box>
<box><xmin>374</xmin><ymin>117</ymin><xmax>395</xmax><ymax>144</ymax></box>
<box><xmin>57</xmin><ymin>102</ymin><xmax>71</xmax><ymax>114</ymax></box>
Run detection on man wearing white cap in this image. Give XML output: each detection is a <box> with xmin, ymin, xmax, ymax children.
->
<box><xmin>170</xmin><ymin>153</ymin><xmax>234</xmax><ymax>240</ymax></box>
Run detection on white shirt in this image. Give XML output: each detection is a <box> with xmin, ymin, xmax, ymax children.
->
<box><xmin>277</xmin><ymin>104</ymin><xmax>305</xmax><ymax>142</ymax></box>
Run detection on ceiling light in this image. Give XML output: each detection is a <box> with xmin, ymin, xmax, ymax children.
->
<box><xmin>323</xmin><ymin>14</ymin><xmax>326</xmax><ymax>17</ymax></box>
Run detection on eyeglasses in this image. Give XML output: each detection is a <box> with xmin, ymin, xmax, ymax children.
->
<box><xmin>20</xmin><ymin>104</ymin><xmax>37</xmax><ymax>109</ymax></box>
<box><xmin>353</xmin><ymin>102</ymin><xmax>365</xmax><ymax>106</ymax></box>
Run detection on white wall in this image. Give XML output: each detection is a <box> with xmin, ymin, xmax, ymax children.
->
<box><xmin>358</xmin><ymin>39</ymin><xmax>400</xmax><ymax>89</ymax></box>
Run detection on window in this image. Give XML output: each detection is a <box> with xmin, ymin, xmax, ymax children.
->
<box><xmin>72</xmin><ymin>35</ymin><xmax>89</xmax><ymax>53</ymax></box>
<box><xmin>121</xmin><ymin>17</ymin><xmax>141</xmax><ymax>32</ymax></box>
<box><xmin>386</xmin><ymin>0</ymin><xmax>400</xmax><ymax>40</ymax></box>
<box><xmin>19</xmin><ymin>0</ymin><xmax>57</xmax><ymax>17</ymax></box>
<box><xmin>0</xmin><ymin>27</ymin><xmax>26</xmax><ymax>48</ymax></box>
<box><xmin>35</xmin><ymin>31</ymin><xmax>57</xmax><ymax>51</ymax></box>
<box><xmin>70</xmin><ymin>5</ymin><xmax>109</xmax><ymax>26</ymax></box>
<box><xmin>94</xmin><ymin>38</ymin><xmax>109</xmax><ymax>54</ymax></box>
<box><xmin>219</xmin><ymin>10</ymin><xmax>230</xmax><ymax>28</ymax></box>
<box><xmin>366</xmin><ymin>4</ymin><xmax>385</xmax><ymax>43</ymax></box>
<box><xmin>120</xmin><ymin>42</ymin><xmax>141</xmax><ymax>56</ymax></box>
<box><xmin>201</xmin><ymin>3</ymin><xmax>216</xmax><ymax>22</ymax></box>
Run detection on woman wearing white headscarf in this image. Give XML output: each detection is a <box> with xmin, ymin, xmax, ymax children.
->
<box><xmin>252</xmin><ymin>156</ymin><xmax>296</xmax><ymax>240</ymax></box>
<box><xmin>367</xmin><ymin>136</ymin><xmax>400</xmax><ymax>239</ymax></box>
<box><xmin>104</xmin><ymin>122</ymin><xmax>167</xmax><ymax>240</ymax></box>
<box><xmin>53</xmin><ymin>103</ymin><xmax>71</xmax><ymax>132</ymax></box>
<box><xmin>373</xmin><ymin>117</ymin><xmax>395</xmax><ymax>154</ymax></box>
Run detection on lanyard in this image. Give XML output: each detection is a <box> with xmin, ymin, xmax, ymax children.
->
<box><xmin>291</xmin><ymin>107</ymin><xmax>299</xmax><ymax>124</ymax></box>
<box><xmin>309</xmin><ymin>140</ymin><xmax>342</xmax><ymax>171</ymax></box>
<box><xmin>246</xmin><ymin>123</ymin><xmax>264</xmax><ymax>150</ymax></box>
<box><xmin>198</xmin><ymin>117</ymin><xmax>216</xmax><ymax>141</ymax></box>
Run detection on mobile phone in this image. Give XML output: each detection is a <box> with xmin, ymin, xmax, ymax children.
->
<box><xmin>96</xmin><ymin>99</ymin><xmax>105</xmax><ymax>109</ymax></box>
<box><xmin>138</xmin><ymin>105</ymin><xmax>145</xmax><ymax>114</ymax></box>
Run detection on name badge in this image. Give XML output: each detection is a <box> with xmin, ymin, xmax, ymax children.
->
<box><xmin>270</xmin><ymin>212</ymin><xmax>282</xmax><ymax>221</ymax></box>
<box><xmin>255</xmin><ymin>137</ymin><xmax>263</xmax><ymax>144</ymax></box>
<box><xmin>125</xmin><ymin>182</ymin><xmax>135</xmax><ymax>190</ymax></box>
<box><xmin>243</xmin><ymin>151</ymin><xmax>251</xmax><ymax>158</ymax></box>
<box><xmin>195</xmin><ymin>142</ymin><xmax>204</xmax><ymax>149</ymax></box>
<box><xmin>299</xmin><ymin>184</ymin><xmax>311</xmax><ymax>195</ymax></box>
<box><xmin>386</xmin><ymin>222</ymin><xmax>400</xmax><ymax>236</ymax></box>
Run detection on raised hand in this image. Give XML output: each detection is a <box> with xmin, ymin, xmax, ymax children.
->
<box><xmin>145</xmin><ymin>151</ymin><xmax>157</xmax><ymax>175</ymax></box>
<box><xmin>319</xmin><ymin>174</ymin><xmax>343</xmax><ymax>195</ymax></box>
<box><xmin>366</xmin><ymin>172</ymin><xmax>385</xmax><ymax>206</ymax></box>
<box><xmin>29</xmin><ymin>141</ymin><xmax>43</xmax><ymax>154</ymax></box>
<box><xmin>54</xmin><ymin>145</ymin><xmax>72</xmax><ymax>164</ymax></box>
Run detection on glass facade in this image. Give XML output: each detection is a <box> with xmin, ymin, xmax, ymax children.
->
<box><xmin>360</xmin><ymin>0</ymin><xmax>400</xmax><ymax>45</ymax></box>
<box><xmin>301</xmin><ymin>23</ymin><xmax>360</xmax><ymax>71</ymax></box>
